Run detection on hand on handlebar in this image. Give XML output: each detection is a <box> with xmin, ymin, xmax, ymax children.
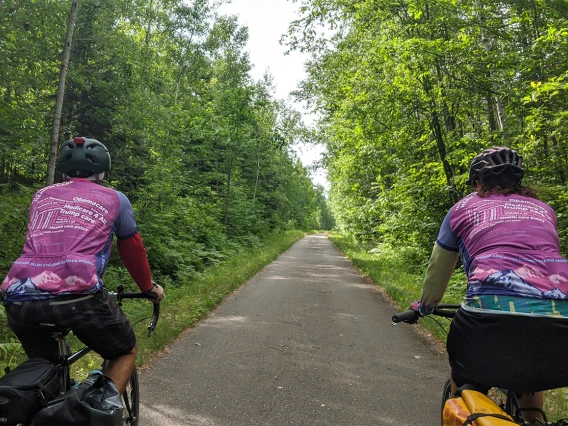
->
<box><xmin>145</xmin><ymin>281</ymin><xmax>164</xmax><ymax>304</ymax></box>
<box><xmin>407</xmin><ymin>300</ymin><xmax>424</xmax><ymax>324</ymax></box>
<box><xmin>410</xmin><ymin>300</ymin><xmax>423</xmax><ymax>314</ymax></box>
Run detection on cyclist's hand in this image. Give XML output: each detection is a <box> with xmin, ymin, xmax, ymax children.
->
<box><xmin>145</xmin><ymin>281</ymin><xmax>164</xmax><ymax>304</ymax></box>
<box><xmin>408</xmin><ymin>300</ymin><xmax>423</xmax><ymax>324</ymax></box>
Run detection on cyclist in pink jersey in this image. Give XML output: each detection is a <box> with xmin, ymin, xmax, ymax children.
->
<box><xmin>1</xmin><ymin>137</ymin><xmax>164</xmax><ymax>393</ymax></box>
<box><xmin>413</xmin><ymin>147</ymin><xmax>568</xmax><ymax>422</ymax></box>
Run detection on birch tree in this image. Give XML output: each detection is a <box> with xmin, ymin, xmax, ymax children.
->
<box><xmin>47</xmin><ymin>0</ymin><xmax>78</xmax><ymax>185</ymax></box>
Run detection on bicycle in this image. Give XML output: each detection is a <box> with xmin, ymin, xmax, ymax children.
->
<box><xmin>392</xmin><ymin>304</ymin><xmax>568</xmax><ymax>426</ymax></box>
<box><xmin>40</xmin><ymin>284</ymin><xmax>160</xmax><ymax>426</ymax></box>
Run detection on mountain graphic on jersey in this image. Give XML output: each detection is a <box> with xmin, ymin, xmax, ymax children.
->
<box><xmin>3</xmin><ymin>270</ymin><xmax>97</xmax><ymax>300</ymax></box>
<box><xmin>543</xmin><ymin>288</ymin><xmax>568</xmax><ymax>299</ymax></box>
<box><xmin>470</xmin><ymin>269</ymin><xmax>568</xmax><ymax>299</ymax></box>
<box><xmin>3</xmin><ymin>277</ymin><xmax>62</xmax><ymax>298</ymax></box>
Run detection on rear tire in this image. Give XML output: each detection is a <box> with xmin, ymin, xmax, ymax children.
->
<box><xmin>441</xmin><ymin>378</ymin><xmax>452</xmax><ymax>426</ymax></box>
<box><xmin>122</xmin><ymin>367</ymin><xmax>140</xmax><ymax>426</ymax></box>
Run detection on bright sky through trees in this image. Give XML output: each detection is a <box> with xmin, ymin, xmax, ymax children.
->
<box><xmin>219</xmin><ymin>0</ymin><xmax>328</xmax><ymax>189</ymax></box>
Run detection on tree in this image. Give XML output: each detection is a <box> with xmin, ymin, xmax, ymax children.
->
<box><xmin>47</xmin><ymin>0</ymin><xmax>79</xmax><ymax>185</ymax></box>
<box><xmin>285</xmin><ymin>0</ymin><xmax>568</xmax><ymax>260</ymax></box>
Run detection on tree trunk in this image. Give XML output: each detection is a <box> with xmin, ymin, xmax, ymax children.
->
<box><xmin>224</xmin><ymin>155</ymin><xmax>234</xmax><ymax>228</ymax></box>
<box><xmin>475</xmin><ymin>0</ymin><xmax>507</xmax><ymax>134</ymax></box>
<box><xmin>144</xmin><ymin>0</ymin><xmax>155</xmax><ymax>48</ymax></box>
<box><xmin>486</xmin><ymin>94</ymin><xmax>498</xmax><ymax>131</ymax></box>
<box><xmin>47</xmin><ymin>0</ymin><xmax>79</xmax><ymax>185</ymax></box>
<box><xmin>551</xmin><ymin>134</ymin><xmax>566</xmax><ymax>184</ymax></box>
<box><xmin>430</xmin><ymin>109</ymin><xmax>459</xmax><ymax>204</ymax></box>
<box><xmin>252</xmin><ymin>140</ymin><xmax>261</xmax><ymax>205</ymax></box>
<box><xmin>420</xmin><ymin>72</ymin><xmax>458</xmax><ymax>203</ymax></box>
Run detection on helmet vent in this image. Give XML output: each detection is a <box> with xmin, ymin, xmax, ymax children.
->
<box><xmin>86</xmin><ymin>154</ymin><xmax>100</xmax><ymax>164</ymax></box>
<box><xmin>467</xmin><ymin>147</ymin><xmax>523</xmax><ymax>186</ymax></box>
<box><xmin>58</xmin><ymin>137</ymin><xmax>111</xmax><ymax>177</ymax></box>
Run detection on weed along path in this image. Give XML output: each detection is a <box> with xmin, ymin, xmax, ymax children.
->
<box><xmin>139</xmin><ymin>234</ymin><xmax>448</xmax><ymax>425</ymax></box>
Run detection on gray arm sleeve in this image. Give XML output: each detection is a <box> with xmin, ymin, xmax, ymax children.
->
<box><xmin>419</xmin><ymin>243</ymin><xmax>460</xmax><ymax>314</ymax></box>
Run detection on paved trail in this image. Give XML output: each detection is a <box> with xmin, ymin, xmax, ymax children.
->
<box><xmin>139</xmin><ymin>234</ymin><xmax>448</xmax><ymax>425</ymax></box>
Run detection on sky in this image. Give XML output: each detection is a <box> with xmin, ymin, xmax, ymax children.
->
<box><xmin>218</xmin><ymin>0</ymin><xmax>328</xmax><ymax>189</ymax></box>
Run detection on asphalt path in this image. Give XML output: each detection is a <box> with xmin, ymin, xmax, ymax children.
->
<box><xmin>139</xmin><ymin>234</ymin><xmax>449</xmax><ymax>425</ymax></box>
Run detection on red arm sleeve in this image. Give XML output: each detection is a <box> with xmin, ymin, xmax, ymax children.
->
<box><xmin>117</xmin><ymin>232</ymin><xmax>153</xmax><ymax>292</ymax></box>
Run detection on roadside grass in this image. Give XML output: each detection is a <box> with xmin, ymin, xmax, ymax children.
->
<box><xmin>0</xmin><ymin>230</ymin><xmax>307</xmax><ymax>379</ymax></box>
<box><xmin>328</xmin><ymin>232</ymin><xmax>568</xmax><ymax>421</ymax></box>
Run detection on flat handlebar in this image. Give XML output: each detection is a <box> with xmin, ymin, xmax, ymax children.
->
<box><xmin>392</xmin><ymin>304</ymin><xmax>461</xmax><ymax>324</ymax></box>
<box><xmin>392</xmin><ymin>310</ymin><xmax>418</xmax><ymax>323</ymax></box>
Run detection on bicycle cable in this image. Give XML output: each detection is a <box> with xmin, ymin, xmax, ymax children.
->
<box><xmin>131</xmin><ymin>316</ymin><xmax>152</xmax><ymax>327</ymax></box>
<box><xmin>426</xmin><ymin>316</ymin><xmax>451</xmax><ymax>336</ymax></box>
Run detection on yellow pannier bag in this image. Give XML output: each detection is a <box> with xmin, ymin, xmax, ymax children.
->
<box><xmin>442</xmin><ymin>389</ymin><xmax>516</xmax><ymax>426</ymax></box>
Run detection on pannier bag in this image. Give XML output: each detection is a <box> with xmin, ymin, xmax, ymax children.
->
<box><xmin>31</xmin><ymin>370</ymin><xmax>123</xmax><ymax>426</ymax></box>
<box><xmin>443</xmin><ymin>389</ymin><xmax>516</xmax><ymax>426</ymax></box>
<box><xmin>0</xmin><ymin>358</ymin><xmax>60</xmax><ymax>425</ymax></box>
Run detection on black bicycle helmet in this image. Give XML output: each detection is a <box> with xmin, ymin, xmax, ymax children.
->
<box><xmin>59</xmin><ymin>137</ymin><xmax>111</xmax><ymax>178</ymax></box>
<box><xmin>466</xmin><ymin>146</ymin><xmax>523</xmax><ymax>186</ymax></box>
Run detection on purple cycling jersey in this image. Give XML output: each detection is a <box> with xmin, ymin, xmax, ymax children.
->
<box><xmin>437</xmin><ymin>193</ymin><xmax>568</xmax><ymax>300</ymax></box>
<box><xmin>2</xmin><ymin>179</ymin><xmax>138</xmax><ymax>301</ymax></box>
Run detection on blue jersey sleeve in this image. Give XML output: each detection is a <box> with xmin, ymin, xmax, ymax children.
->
<box><xmin>436</xmin><ymin>210</ymin><xmax>459</xmax><ymax>252</ymax></box>
<box><xmin>115</xmin><ymin>191</ymin><xmax>138</xmax><ymax>240</ymax></box>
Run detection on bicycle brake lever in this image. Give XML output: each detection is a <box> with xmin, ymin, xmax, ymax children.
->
<box><xmin>147</xmin><ymin>303</ymin><xmax>160</xmax><ymax>337</ymax></box>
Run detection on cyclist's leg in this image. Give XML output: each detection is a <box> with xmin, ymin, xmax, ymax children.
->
<box><xmin>66</xmin><ymin>291</ymin><xmax>137</xmax><ymax>392</ymax></box>
<box><xmin>104</xmin><ymin>345</ymin><xmax>137</xmax><ymax>394</ymax></box>
<box><xmin>449</xmin><ymin>378</ymin><xmax>458</xmax><ymax>397</ymax></box>
<box><xmin>446</xmin><ymin>309</ymin><xmax>500</xmax><ymax>391</ymax></box>
<box><xmin>5</xmin><ymin>300</ymin><xmax>61</xmax><ymax>363</ymax></box>
<box><xmin>102</xmin><ymin>360</ymin><xmax>140</xmax><ymax>425</ymax></box>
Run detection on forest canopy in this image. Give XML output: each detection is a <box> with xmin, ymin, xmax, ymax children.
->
<box><xmin>285</xmin><ymin>0</ymin><xmax>568</xmax><ymax>263</ymax></box>
<box><xmin>0</xmin><ymin>0</ymin><xmax>334</xmax><ymax>284</ymax></box>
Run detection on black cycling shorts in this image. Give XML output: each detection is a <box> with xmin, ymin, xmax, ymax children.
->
<box><xmin>447</xmin><ymin>308</ymin><xmax>568</xmax><ymax>392</ymax></box>
<box><xmin>5</xmin><ymin>290</ymin><xmax>136</xmax><ymax>363</ymax></box>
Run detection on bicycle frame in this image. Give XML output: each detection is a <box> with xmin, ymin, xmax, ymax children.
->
<box><xmin>49</xmin><ymin>328</ymin><xmax>93</xmax><ymax>394</ymax></box>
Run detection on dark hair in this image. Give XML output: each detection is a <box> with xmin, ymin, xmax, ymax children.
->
<box><xmin>475</xmin><ymin>168</ymin><xmax>538</xmax><ymax>199</ymax></box>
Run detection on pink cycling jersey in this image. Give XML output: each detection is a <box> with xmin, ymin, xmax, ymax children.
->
<box><xmin>437</xmin><ymin>193</ymin><xmax>568</xmax><ymax>300</ymax></box>
<box><xmin>2</xmin><ymin>178</ymin><xmax>138</xmax><ymax>301</ymax></box>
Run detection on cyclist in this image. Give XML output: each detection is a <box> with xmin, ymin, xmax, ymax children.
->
<box><xmin>412</xmin><ymin>146</ymin><xmax>568</xmax><ymax>422</ymax></box>
<box><xmin>1</xmin><ymin>136</ymin><xmax>164</xmax><ymax>394</ymax></box>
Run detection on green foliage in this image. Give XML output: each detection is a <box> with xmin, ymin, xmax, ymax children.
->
<box><xmin>287</xmin><ymin>0</ymin><xmax>568</xmax><ymax>263</ymax></box>
<box><xmin>0</xmin><ymin>0</ymin><xmax>333</xmax><ymax>284</ymax></box>
<box><xmin>0</xmin><ymin>185</ymin><xmax>34</xmax><ymax>272</ymax></box>
<box><xmin>0</xmin><ymin>0</ymin><xmax>335</xmax><ymax>382</ymax></box>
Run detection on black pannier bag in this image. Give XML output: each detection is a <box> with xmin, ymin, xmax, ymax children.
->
<box><xmin>31</xmin><ymin>370</ymin><xmax>123</xmax><ymax>426</ymax></box>
<box><xmin>0</xmin><ymin>358</ymin><xmax>60</xmax><ymax>425</ymax></box>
